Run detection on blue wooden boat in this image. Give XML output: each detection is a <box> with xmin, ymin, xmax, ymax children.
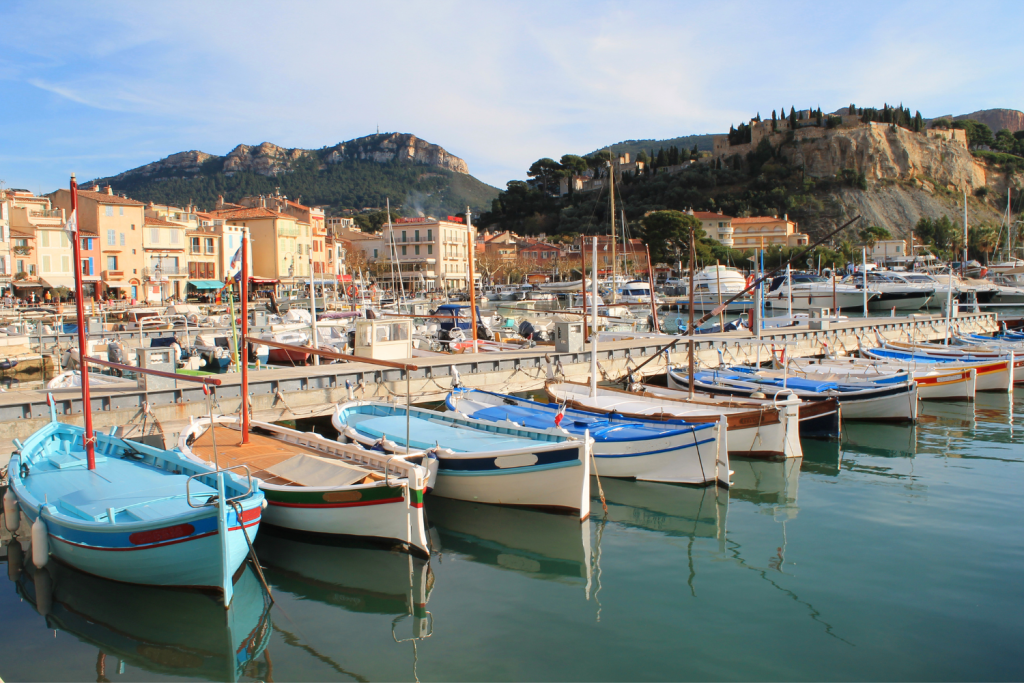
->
<box><xmin>446</xmin><ymin>388</ymin><xmax>729</xmax><ymax>487</ymax></box>
<box><xmin>332</xmin><ymin>401</ymin><xmax>591</xmax><ymax>519</ymax></box>
<box><xmin>5</xmin><ymin>407</ymin><xmax>265</xmax><ymax>600</ymax></box>
<box><xmin>13</xmin><ymin>557</ymin><xmax>271</xmax><ymax>682</ymax></box>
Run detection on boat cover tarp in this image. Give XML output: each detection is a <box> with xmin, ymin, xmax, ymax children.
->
<box><xmin>355</xmin><ymin>415</ymin><xmax>539</xmax><ymax>452</ymax></box>
<box><xmin>265</xmin><ymin>453</ymin><xmax>370</xmax><ymax>487</ymax></box>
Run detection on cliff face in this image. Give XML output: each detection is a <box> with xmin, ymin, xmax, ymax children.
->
<box><xmin>324</xmin><ymin>134</ymin><xmax>469</xmax><ymax>174</ymax></box>
<box><xmin>782</xmin><ymin>124</ymin><xmax>992</xmax><ymax>192</ymax></box>
<box><xmin>107</xmin><ymin>133</ymin><xmax>470</xmax><ymax>180</ymax></box>
<box><xmin>953</xmin><ymin>109</ymin><xmax>1024</xmax><ymax>133</ymax></box>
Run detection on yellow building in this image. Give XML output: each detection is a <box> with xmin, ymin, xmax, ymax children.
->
<box><xmin>380</xmin><ymin>217</ymin><xmax>471</xmax><ymax>292</ymax></box>
<box><xmin>142</xmin><ymin>216</ymin><xmax>189</xmax><ymax>302</ymax></box>
<box><xmin>690</xmin><ymin>211</ymin><xmax>736</xmax><ymax>247</ymax></box>
<box><xmin>209</xmin><ymin>206</ymin><xmax>311</xmax><ymax>288</ymax></box>
<box><xmin>730</xmin><ymin>215</ymin><xmax>809</xmax><ymax>248</ymax></box>
<box><xmin>52</xmin><ymin>185</ymin><xmax>146</xmax><ymax>300</ymax></box>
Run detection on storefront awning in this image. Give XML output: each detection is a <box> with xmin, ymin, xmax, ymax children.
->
<box><xmin>105</xmin><ymin>281</ymin><xmax>132</xmax><ymax>289</ymax></box>
<box><xmin>12</xmin><ymin>281</ymin><xmax>43</xmax><ymax>288</ymax></box>
<box><xmin>249</xmin><ymin>277</ymin><xmax>279</xmax><ymax>285</ymax></box>
<box><xmin>188</xmin><ymin>280</ymin><xmax>225</xmax><ymax>290</ymax></box>
<box><xmin>41</xmin><ymin>277</ymin><xmax>77</xmax><ymax>290</ymax></box>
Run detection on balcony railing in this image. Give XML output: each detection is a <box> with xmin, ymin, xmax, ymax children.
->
<box><xmin>102</xmin><ymin>270</ymin><xmax>124</xmax><ymax>280</ymax></box>
<box><xmin>144</xmin><ymin>265</ymin><xmax>184</xmax><ymax>279</ymax></box>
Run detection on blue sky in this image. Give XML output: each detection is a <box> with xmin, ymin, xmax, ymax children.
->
<box><xmin>1</xmin><ymin>0</ymin><xmax>1021</xmax><ymax>194</ymax></box>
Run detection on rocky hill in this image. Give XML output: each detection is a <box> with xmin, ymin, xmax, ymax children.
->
<box><xmin>951</xmin><ymin>109</ymin><xmax>1024</xmax><ymax>133</ymax></box>
<box><xmin>88</xmin><ymin>133</ymin><xmax>497</xmax><ymax>216</ymax></box>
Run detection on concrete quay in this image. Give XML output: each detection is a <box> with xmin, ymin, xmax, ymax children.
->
<box><xmin>0</xmin><ymin>312</ymin><xmax>998</xmax><ymax>458</ymax></box>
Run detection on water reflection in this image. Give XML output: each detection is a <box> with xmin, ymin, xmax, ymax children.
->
<box><xmin>596</xmin><ymin>479</ymin><xmax>727</xmax><ymax>545</ymax></box>
<box><xmin>729</xmin><ymin>457</ymin><xmax>802</xmax><ymax>518</ymax></box>
<box><xmin>427</xmin><ymin>497</ymin><xmax>592</xmax><ymax>591</ymax></box>
<box><xmin>255</xmin><ymin>529</ymin><xmax>432</xmax><ymax>629</ymax></box>
<box><xmin>841</xmin><ymin>419</ymin><xmax>918</xmax><ymax>458</ymax></box>
<box><xmin>3</xmin><ymin>539</ymin><xmax>271</xmax><ymax>682</ymax></box>
<box><xmin>801</xmin><ymin>439</ymin><xmax>843</xmax><ymax>476</ymax></box>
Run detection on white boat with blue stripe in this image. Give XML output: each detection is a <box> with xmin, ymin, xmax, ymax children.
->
<box><xmin>332</xmin><ymin>401</ymin><xmax>591</xmax><ymax>520</ymax></box>
<box><xmin>4</xmin><ymin>409</ymin><xmax>264</xmax><ymax>600</ymax></box>
<box><xmin>445</xmin><ymin>388</ymin><xmax>729</xmax><ymax>487</ymax></box>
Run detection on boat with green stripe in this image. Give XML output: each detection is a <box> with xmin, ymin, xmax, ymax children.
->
<box><xmin>178</xmin><ymin>415</ymin><xmax>430</xmax><ymax>556</ymax></box>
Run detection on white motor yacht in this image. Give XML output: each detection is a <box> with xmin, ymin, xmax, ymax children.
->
<box><xmin>615</xmin><ymin>280</ymin><xmax>662</xmax><ymax>306</ymax></box>
<box><xmin>765</xmin><ymin>273</ymin><xmax>876</xmax><ymax>311</ymax></box>
<box><xmin>840</xmin><ymin>271</ymin><xmax>935</xmax><ymax>311</ymax></box>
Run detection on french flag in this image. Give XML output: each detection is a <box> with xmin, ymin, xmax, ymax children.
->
<box><xmin>554</xmin><ymin>402</ymin><xmax>566</xmax><ymax>427</ymax></box>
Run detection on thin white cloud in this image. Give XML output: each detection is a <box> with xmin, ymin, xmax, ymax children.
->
<box><xmin>1</xmin><ymin>0</ymin><xmax>1021</xmax><ymax>190</ymax></box>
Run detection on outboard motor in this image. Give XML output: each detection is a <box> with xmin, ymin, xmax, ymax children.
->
<box><xmin>518</xmin><ymin>320</ymin><xmax>536</xmax><ymax>341</ymax></box>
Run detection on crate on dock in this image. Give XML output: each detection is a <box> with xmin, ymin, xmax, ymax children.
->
<box><xmin>555</xmin><ymin>321</ymin><xmax>584</xmax><ymax>353</ymax></box>
<box><xmin>137</xmin><ymin>347</ymin><xmax>176</xmax><ymax>391</ymax></box>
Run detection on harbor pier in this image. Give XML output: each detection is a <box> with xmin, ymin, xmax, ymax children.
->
<box><xmin>0</xmin><ymin>311</ymin><xmax>997</xmax><ymax>453</ymax></box>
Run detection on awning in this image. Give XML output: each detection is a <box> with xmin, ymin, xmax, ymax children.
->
<box><xmin>188</xmin><ymin>280</ymin><xmax>225</xmax><ymax>290</ymax></box>
<box><xmin>12</xmin><ymin>281</ymin><xmax>43</xmax><ymax>288</ymax></box>
<box><xmin>41</xmin><ymin>277</ymin><xmax>77</xmax><ymax>290</ymax></box>
<box><xmin>249</xmin><ymin>277</ymin><xmax>279</xmax><ymax>285</ymax></box>
<box><xmin>105</xmin><ymin>281</ymin><xmax>132</xmax><ymax>289</ymax></box>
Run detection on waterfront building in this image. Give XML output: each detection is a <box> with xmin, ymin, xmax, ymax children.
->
<box><xmin>208</xmin><ymin>204</ymin><xmax>311</xmax><ymax>288</ymax></box>
<box><xmin>0</xmin><ymin>192</ymin><xmax>12</xmax><ymax>294</ymax></box>
<box><xmin>51</xmin><ymin>185</ymin><xmax>146</xmax><ymax>300</ymax></box>
<box><xmin>141</xmin><ymin>216</ymin><xmax>188</xmax><ymax>302</ymax></box>
<box><xmin>730</xmin><ymin>215</ymin><xmax>809</xmax><ymax>248</ymax></box>
<box><xmin>380</xmin><ymin>216</ymin><xmax>471</xmax><ymax>292</ymax></box>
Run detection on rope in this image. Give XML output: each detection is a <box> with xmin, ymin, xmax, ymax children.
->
<box><xmin>229</xmin><ymin>500</ymin><xmax>274</xmax><ymax>604</ymax></box>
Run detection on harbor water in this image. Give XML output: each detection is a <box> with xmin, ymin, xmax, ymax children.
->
<box><xmin>1</xmin><ymin>394</ymin><xmax>1022</xmax><ymax>681</ymax></box>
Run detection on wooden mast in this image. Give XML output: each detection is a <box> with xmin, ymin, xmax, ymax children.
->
<box><xmin>240</xmin><ymin>227</ymin><xmax>250</xmax><ymax>444</ymax></box>
<box><xmin>69</xmin><ymin>174</ymin><xmax>96</xmax><ymax>469</ymax></box>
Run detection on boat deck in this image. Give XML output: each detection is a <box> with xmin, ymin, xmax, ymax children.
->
<box><xmin>190</xmin><ymin>427</ymin><xmax>380</xmax><ymax>488</ymax></box>
<box><xmin>22</xmin><ymin>438</ymin><xmax>214</xmax><ymax>523</ymax></box>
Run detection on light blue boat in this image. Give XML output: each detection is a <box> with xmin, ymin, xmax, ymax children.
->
<box><xmin>332</xmin><ymin>401</ymin><xmax>591</xmax><ymax>519</ymax></box>
<box><xmin>4</xmin><ymin>404</ymin><xmax>265</xmax><ymax>602</ymax></box>
<box><xmin>445</xmin><ymin>388</ymin><xmax>728</xmax><ymax>487</ymax></box>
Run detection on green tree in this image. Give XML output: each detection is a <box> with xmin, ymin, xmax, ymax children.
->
<box><xmin>953</xmin><ymin>120</ymin><xmax>994</xmax><ymax>148</ymax></box>
<box><xmin>559</xmin><ymin>154</ymin><xmax>588</xmax><ymax>175</ymax></box>
<box><xmin>527</xmin><ymin>158</ymin><xmax>564</xmax><ymax>194</ymax></box>
<box><xmin>789</xmin><ymin>106</ymin><xmax>797</xmax><ymax>128</ymax></box>
<box><xmin>859</xmin><ymin>225</ymin><xmax>892</xmax><ymax>249</ymax></box>
<box><xmin>641</xmin><ymin>210</ymin><xmax>704</xmax><ymax>264</ymax></box>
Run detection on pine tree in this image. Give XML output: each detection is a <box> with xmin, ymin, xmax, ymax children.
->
<box><xmin>789</xmin><ymin>106</ymin><xmax>797</xmax><ymax>128</ymax></box>
<box><xmin>850</xmin><ymin>103</ymin><xmax>856</xmax><ymax>115</ymax></box>
<box><xmin>772</xmin><ymin>109</ymin><xmax>777</xmax><ymax>121</ymax></box>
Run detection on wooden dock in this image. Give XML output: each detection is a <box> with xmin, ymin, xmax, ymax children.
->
<box><xmin>0</xmin><ymin>311</ymin><xmax>999</xmax><ymax>460</ymax></box>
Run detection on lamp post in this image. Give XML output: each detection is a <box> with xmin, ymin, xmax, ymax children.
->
<box><xmin>154</xmin><ymin>262</ymin><xmax>162</xmax><ymax>302</ymax></box>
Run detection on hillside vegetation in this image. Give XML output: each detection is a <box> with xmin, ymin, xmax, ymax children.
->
<box><xmin>88</xmin><ymin>134</ymin><xmax>499</xmax><ymax>217</ymax></box>
<box><xmin>481</xmin><ymin>105</ymin><xmax>1024</xmax><ymax>268</ymax></box>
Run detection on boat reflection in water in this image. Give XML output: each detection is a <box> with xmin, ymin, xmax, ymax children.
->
<box><xmin>842</xmin><ymin>418</ymin><xmax>918</xmax><ymax>458</ymax></box>
<box><xmin>427</xmin><ymin>497</ymin><xmax>592</xmax><ymax>592</ymax></box>
<box><xmin>801</xmin><ymin>439</ymin><xmax>843</xmax><ymax>476</ymax></box>
<box><xmin>255</xmin><ymin>528</ymin><xmax>433</xmax><ymax>640</ymax></box>
<box><xmin>4</xmin><ymin>526</ymin><xmax>272</xmax><ymax>682</ymax></box>
<box><xmin>595</xmin><ymin>478</ymin><xmax>727</xmax><ymax>548</ymax></box>
<box><xmin>729</xmin><ymin>456</ymin><xmax>802</xmax><ymax>519</ymax></box>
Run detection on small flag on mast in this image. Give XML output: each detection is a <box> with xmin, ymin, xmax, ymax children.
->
<box><xmin>65</xmin><ymin>177</ymin><xmax>78</xmax><ymax>234</ymax></box>
<box><xmin>554</xmin><ymin>402</ymin><xmax>566</xmax><ymax>427</ymax></box>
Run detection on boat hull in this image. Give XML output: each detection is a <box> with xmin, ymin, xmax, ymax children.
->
<box><xmin>261</xmin><ymin>484</ymin><xmax>428</xmax><ymax>556</ymax></box>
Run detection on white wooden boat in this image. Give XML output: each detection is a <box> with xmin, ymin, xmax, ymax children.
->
<box><xmin>178</xmin><ymin>415</ymin><xmax>430</xmax><ymax>556</ymax></box>
<box><xmin>333</xmin><ymin>401</ymin><xmax>591</xmax><ymax>519</ymax></box>
<box><xmin>544</xmin><ymin>380</ymin><xmax>802</xmax><ymax>459</ymax></box>
<box><xmin>445</xmin><ymin>388</ymin><xmax>729</xmax><ymax>487</ymax></box>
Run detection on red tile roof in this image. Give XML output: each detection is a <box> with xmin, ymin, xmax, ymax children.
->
<box><xmin>691</xmin><ymin>211</ymin><xmax>733</xmax><ymax>220</ymax></box>
<box><xmin>76</xmin><ymin>190</ymin><xmax>144</xmax><ymax>206</ymax></box>
<box><xmin>209</xmin><ymin>207</ymin><xmax>301</xmax><ymax>221</ymax></box>
<box><xmin>144</xmin><ymin>216</ymin><xmax>186</xmax><ymax>227</ymax></box>
<box><xmin>731</xmin><ymin>216</ymin><xmax>790</xmax><ymax>224</ymax></box>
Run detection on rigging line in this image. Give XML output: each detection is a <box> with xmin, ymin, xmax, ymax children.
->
<box><xmin>274</xmin><ymin>624</ymin><xmax>370</xmax><ymax>683</ymax></box>
<box><xmin>725</xmin><ymin>538</ymin><xmax>854</xmax><ymax>646</ymax></box>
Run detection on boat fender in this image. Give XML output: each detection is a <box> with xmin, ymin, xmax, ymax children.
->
<box><xmin>750</xmin><ymin>392</ymin><xmax>767</xmax><ymax>399</ymax></box>
<box><xmin>344</xmin><ymin>380</ymin><xmax>355</xmax><ymax>401</ymax></box>
<box><xmin>450</xmin><ymin>366</ymin><xmax>462</xmax><ymax>388</ymax></box>
<box><xmin>4</xmin><ymin>488</ymin><xmax>19</xmax><ymax>531</ymax></box>
<box><xmin>31</xmin><ymin>513</ymin><xmax>49</xmax><ymax>568</ymax></box>
<box><xmin>7</xmin><ymin>538</ymin><xmax>23</xmax><ymax>580</ymax></box>
<box><xmin>33</xmin><ymin>566</ymin><xmax>52</xmax><ymax>617</ymax></box>
<box><xmin>261</xmin><ymin>498</ymin><xmax>268</xmax><ymax>510</ymax></box>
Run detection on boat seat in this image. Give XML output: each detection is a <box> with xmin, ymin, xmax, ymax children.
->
<box><xmin>45</xmin><ymin>439</ymin><xmax>108</xmax><ymax>469</ymax></box>
<box><xmin>264</xmin><ymin>454</ymin><xmax>374</xmax><ymax>488</ymax></box>
<box><xmin>59</xmin><ymin>476</ymin><xmax>214</xmax><ymax>522</ymax></box>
